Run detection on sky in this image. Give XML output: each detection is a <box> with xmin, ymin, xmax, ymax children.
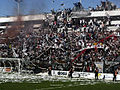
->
<box><xmin>0</xmin><ymin>0</ymin><xmax>120</xmax><ymax>16</ymax></box>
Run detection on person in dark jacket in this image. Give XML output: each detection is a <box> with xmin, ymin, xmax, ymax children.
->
<box><xmin>69</xmin><ymin>67</ymin><xmax>74</xmax><ymax>78</ymax></box>
<box><xmin>95</xmin><ymin>67</ymin><xmax>99</xmax><ymax>80</ymax></box>
<box><xmin>48</xmin><ymin>66</ymin><xmax>52</xmax><ymax>76</ymax></box>
<box><xmin>113</xmin><ymin>69</ymin><xmax>118</xmax><ymax>81</ymax></box>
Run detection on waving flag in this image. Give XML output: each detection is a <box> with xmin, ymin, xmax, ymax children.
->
<box><xmin>61</xmin><ymin>3</ymin><xmax>64</xmax><ymax>6</ymax></box>
<box><xmin>15</xmin><ymin>0</ymin><xmax>22</xmax><ymax>2</ymax></box>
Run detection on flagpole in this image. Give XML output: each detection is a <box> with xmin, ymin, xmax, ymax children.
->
<box><xmin>15</xmin><ymin>0</ymin><xmax>22</xmax><ymax>16</ymax></box>
<box><xmin>17</xmin><ymin>1</ymin><xmax>20</xmax><ymax>16</ymax></box>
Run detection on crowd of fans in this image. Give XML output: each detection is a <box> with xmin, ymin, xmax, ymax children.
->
<box><xmin>0</xmin><ymin>0</ymin><xmax>120</xmax><ymax>73</ymax></box>
<box><xmin>89</xmin><ymin>0</ymin><xmax>117</xmax><ymax>11</ymax></box>
<box><xmin>72</xmin><ymin>0</ymin><xmax>117</xmax><ymax>12</ymax></box>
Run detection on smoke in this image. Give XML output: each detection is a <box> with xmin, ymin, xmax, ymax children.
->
<box><xmin>12</xmin><ymin>0</ymin><xmax>47</xmax><ymax>15</ymax></box>
<box><xmin>23</xmin><ymin>0</ymin><xmax>47</xmax><ymax>15</ymax></box>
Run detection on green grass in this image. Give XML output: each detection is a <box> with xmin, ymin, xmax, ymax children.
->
<box><xmin>0</xmin><ymin>81</ymin><xmax>120</xmax><ymax>90</ymax></box>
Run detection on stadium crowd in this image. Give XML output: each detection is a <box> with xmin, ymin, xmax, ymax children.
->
<box><xmin>0</xmin><ymin>0</ymin><xmax>120</xmax><ymax>73</ymax></box>
<box><xmin>89</xmin><ymin>0</ymin><xmax>117</xmax><ymax>11</ymax></box>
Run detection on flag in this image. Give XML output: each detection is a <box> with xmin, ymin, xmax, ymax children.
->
<box><xmin>71</xmin><ymin>49</ymin><xmax>86</xmax><ymax>63</ymax></box>
<box><xmin>61</xmin><ymin>3</ymin><xmax>64</xmax><ymax>6</ymax></box>
<box><xmin>15</xmin><ymin>0</ymin><xmax>22</xmax><ymax>2</ymax></box>
<box><xmin>114</xmin><ymin>36</ymin><xmax>117</xmax><ymax>41</ymax></box>
<box><xmin>73</xmin><ymin>3</ymin><xmax>78</xmax><ymax>7</ymax></box>
<box><xmin>52</xmin><ymin>0</ymin><xmax>55</xmax><ymax>3</ymax></box>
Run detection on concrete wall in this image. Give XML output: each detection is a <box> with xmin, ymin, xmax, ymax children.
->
<box><xmin>89</xmin><ymin>9</ymin><xmax>120</xmax><ymax>17</ymax></box>
<box><xmin>0</xmin><ymin>14</ymin><xmax>53</xmax><ymax>23</ymax></box>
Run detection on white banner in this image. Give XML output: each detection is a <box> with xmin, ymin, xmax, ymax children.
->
<box><xmin>72</xmin><ymin>72</ymin><xmax>95</xmax><ymax>79</ymax></box>
<box><xmin>51</xmin><ymin>70</ymin><xmax>120</xmax><ymax>80</ymax></box>
<box><xmin>52</xmin><ymin>70</ymin><xmax>69</xmax><ymax>77</ymax></box>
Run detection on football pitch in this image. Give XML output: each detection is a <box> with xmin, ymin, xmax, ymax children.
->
<box><xmin>0</xmin><ymin>81</ymin><xmax>120</xmax><ymax>90</ymax></box>
<box><xmin>0</xmin><ymin>73</ymin><xmax>120</xmax><ymax>90</ymax></box>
